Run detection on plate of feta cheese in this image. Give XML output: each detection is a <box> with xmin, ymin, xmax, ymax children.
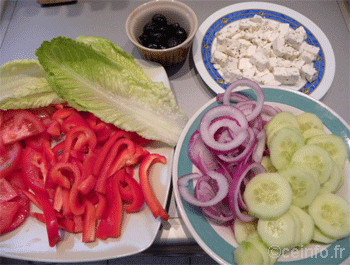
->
<box><xmin>192</xmin><ymin>2</ymin><xmax>335</xmax><ymax>100</ymax></box>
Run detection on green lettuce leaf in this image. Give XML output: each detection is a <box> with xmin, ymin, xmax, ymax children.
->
<box><xmin>76</xmin><ymin>35</ymin><xmax>151</xmax><ymax>82</ymax></box>
<box><xmin>0</xmin><ymin>59</ymin><xmax>64</xmax><ymax>110</ymax></box>
<box><xmin>35</xmin><ymin>37</ymin><xmax>188</xmax><ymax>146</ymax></box>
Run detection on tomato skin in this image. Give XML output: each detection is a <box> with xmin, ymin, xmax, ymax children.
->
<box><xmin>0</xmin><ymin>142</ymin><xmax>22</xmax><ymax>179</ymax></box>
<box><xmin>0</xmin><ymin>178</ymin><xmax>19</xmax><ymax>202</ymax></box>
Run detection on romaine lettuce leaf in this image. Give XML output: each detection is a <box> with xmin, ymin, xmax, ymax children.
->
<box><xmin>0</xmin><ymin>59</ymin><xmax>64</xmax><ymax>110</ymax></box>
<box><xmin>36</xmin><ymin>37</ymin><xmax>188</xmax><ymax>146</ymax></box>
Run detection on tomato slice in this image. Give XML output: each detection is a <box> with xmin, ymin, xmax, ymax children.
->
<box><xmin>0</xmin><ymin>141</ymin><xmax>22</xmax><ymax>179</ymax></box>
<box><xmin>0</xmin><ymin>201</ymin><xmax>21</xmax><ymax>234</ymax></box>
<box><xmin>0</xmin><ymin>178</ymin><xmax>19</xmax><ymax>202</ymax></box>
<box><xmin>1</xmin><ymin>110</ymin><xmax>45</xmax><ymax>145</ymax></box>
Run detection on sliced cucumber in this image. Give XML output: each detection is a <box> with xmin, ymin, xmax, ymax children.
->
<box><xmin>308</xmin><ymin>193</ymin><xmax>350</xmax><ymax>239</ymax></box>
<box><xmin>296</xmin><ymin>112</ymin><xmax>324</xmax><ymax>133</ymax></box>
<box><xmin>233</xmin><ymin>218</ymin><xmax>258</xmax><ymax>244</ymax></box>
<box><xmin>295</xmin><ymin>163</ymin><xmax>321</xmax><ymax>195</ymax></box>
<box><xmin>269</xmin><ymin>128</ymin><xmax>304</xmax><ymax>170</ymax></box>
<box><xmin>234</xmin><ymin>241</ymin><xmax>264</xmax><ymax>265</ymax></box>
<box><xmin>291</xmin><ymin>145</ymin><xmax>334</xmax><ymax>184</ymax></box>
<box><xmin>303</xmin><ymin>128</ymin><xmax>326</xmax><ymax>141</ymax></box>
<box><xmin>307</xmin><ymin>134</ymin><xmax>348</xmax><ymax>167</ymax></box>
<box><xmin>266</xmin><ymin>122</ymin><xmax>300</xmax><ymax>148</ymax></box>
<box><xmin>312</xmin><ymin>226</ymin><xmax>337</xmax><ymax>244</ymax></box>
<box><xmin>279</xmin><ymin>165</ymin><xmax>318</xmax><ymax>208</ymax></box>
<box><xmin>245</xmin><ymin>231</ymin><xmax>270</xmax><ymax>265</ymax></box>
<box><xmin>289</xmin><ymin>208</ymin><xmax>302</xmax><ymax>248</ymax></box>
<box><xmin>260</xmin><ymin>156</ymin><xmax>277</xmax><ymax>173</ymax></box>
<box><xmin>243</xmin><ymin>173</ymin><xmax>293</xmax><ymax>220</ymax></box>
<box><xmin>319</xmin><ymin>163</ymin><xmax>343</xmax><ymax>194</ymax></box>
<box><xmin>289</xmin><ymin>205</ymin><xmax>315</xmax><ymax>246</ymax></box>
<box><xmin>264</xmin><ymin>111</ymin><xmax>299</xmax><ymax>137</ymax></box>
<box><xmin>257</xmin><ymin>211</ymin><xmax>296</xmax><ymax>249</ymax></box>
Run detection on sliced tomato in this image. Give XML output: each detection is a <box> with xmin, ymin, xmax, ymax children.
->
<box><xmin>0</xmin><ymin>178</ymin><xmax>18</xmax><ymax>202</ymax></box>
<box><xmin>0</xmin><ymin>141</ymin><xmax>22</xmax><ymax>179</ymax></box>
<box><xmin>1</xmin><ymin>110</ymin><xmax>45</xmax><ymax>145</ymax></box>
<box><xmin>0</xmin><ymin>201</ymin><xmax>21</xmax><ymax>234</ymax></box>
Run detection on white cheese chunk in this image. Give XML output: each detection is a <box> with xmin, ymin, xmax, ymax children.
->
<box><xmin>285</xmin><ymin>26</ymin><xmax>307</xmax><ymax>49</ymax></box>
<box><xmin>273</xmin><ymin>67</ymin><xmax>300</xmax><ymax>85</ymax></box>
<box><xmin>246</xmin><ymin>45</ymin><xmax>257</xmax><ymax>56</ymax></box>
<box><xmin>284</xmin><ymin>46</ymin><xmax>300</xmax><ymax>60</ymax></box>
<box><xmin>250</xmin><ymin>52</ymin><xmax>269</xmax><ymax>72</ymax></box>
<box><xmin>211</xmin><ymin>50</ymin><xmax>228</xmax><ymax>68</ymax></box>
<box><xmin>250</xmin><ymin>15</ymin><xmax>263</xmax><ymax>24</ymax></box>
<box><xmin>272</xmin><ymin>37</ymin><xmax>286</xmax><ymax>57</ymax></box>
<box><xmin>277</xmin><ymin>23</ymin><xmax>290</xmax><ymax>37</ymax></box>
<box><xmin>301</xmin><ymin>43</ymin><xmax>320</xmax><ymax>60</ymax></box>
<box><xmin>300</xmin><ymin>50</ymin><xmax>315</xmax><ymax>64</ymax></box>
<box><xmin>243</xmin><ymin>67</ymin><xmax>257</xmax><ymax>79</ymax></box>
<box><xmin>220</xmin><ymin>66</ymin><xmax>244</xmax><ymax>84</ymax></box>
<box><xmin>292</xmin><ymin>59</ymin><xmax>306</xmax><ymax>70</ymax></box>
<box><xmin>239</xmin><ymin>58</ymin><xmax>253</xmax><ymax>70</ymax></box>
<box><xmin>301</xmin><ymin>63</ymin><xmax>318</xmax><ymax>82</ymax></box>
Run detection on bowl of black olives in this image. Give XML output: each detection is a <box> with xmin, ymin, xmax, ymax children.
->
<box><xmin>126</xmin><ymin>0</ymin><xmax>198</xmax><ymax>67</ymax></box>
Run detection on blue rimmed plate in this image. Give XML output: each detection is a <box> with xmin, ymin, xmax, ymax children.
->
<box><xmin>172</xmin><ymin>87</ymin><xmax>349</xmax><ymax>264</ymax></box>
<box><xmin>192</xmin><ymin>2</ymin><xmax>335</xmax><ymax>100</ymax></box>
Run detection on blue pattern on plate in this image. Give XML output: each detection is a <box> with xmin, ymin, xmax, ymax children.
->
<box><xmin>202</xmin><ymin>10</ymin><xmax>325</xmax><ymax>95</ymax></box>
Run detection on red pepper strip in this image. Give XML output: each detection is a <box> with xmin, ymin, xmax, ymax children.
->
<box><xmin>73</xmin><ymin>214</ymin><xmax>83</xmax><ymax>233</ymax></box>
<box><xmin>81</xmin><ymin>151</ymin><xmax>96</xmax><ymax>180</ymax></box>
<box><xmin>36</xmin><ymin>191</ymin><xmax>60</xmax><ymax>247</ymax></box>
<box><xmin>125</xmin><ymin>166</ymin><xmax>134</xmax><ymax>176</ymax></box>
<box><xmin>52</xmin><ymin>141</ymin><xmax>65</xmax><ymax>161</ymax></box>
<box><xmin>46</xmin><ymin>120</ymin><xmax>61</xmax><ymax>137</ymax></box>
<box><xmin>77</xmin><ymin>174</ymin><xmax>96</xmax><ymax>195</ymax></box>
<box><xmin>61</xmin><ymin>113</ymin><xmax>89</xmax><ymax>134</ymax></box>
<box><xmin>116</xmin><ymin>169</ymin><xmax>133</xmax><ymax>203</ymax></box>
<box><xmin>49</xmin><ymin>162</ymin><xmax>80</xmax><ymax>189</ymax></box>
<box><xmin>69</xmin><ymin>184</ymin><xmax>85</xmax><ymax>216</ymax></box>
<box><xmin>42</xmin><ymin>140</ymin><xmax>56</xmax><ymax>166</ymax></box>
<box><xmin>53</xmin><ymin>185</ymin><xmax>63</xmax><ymax>212</ymax></box>
<box><xmin>30</xmin><ymin>212</ymin><xmax>75</xmax><ymax>233</ymax></box>
<box><xmin>95</xmin><ymin>138</ymin><xmax>135</xmax><ymax>194</ymax></box>
<box><xmin>139</xmin><ymin>153</ymin><xmax>169</xmax><ymax>221</ymax></box>
<box><xmin>95</xmin><ymin>192</ymin><xmax>107</xmax><ymax>220</ymax></box>
<box><xmin>22</xmin><ymin>189</ymin><xmax>42</xmax><ymax>210</ymax></box>
<box><xmin>120</xmin><ymin>173</ymin><xmax>144</xmax><ymax>213</ymax></box>
<box><xmin>92</xmin><ymin>130</ymin><xmax>130</xmax><ymax>176</ymax></box>
<box><xmin>52</xmin><ymin>108</ymin><xmax>77</xmax><ymax>125</ymax></box>
<box><xmin>61</xmin><ymin>126</ymin><xmax>97</xmax><ymax>163</ymax></box>
<box><xmin>61</xmin><ymin>188</ymin><xmax>72</xmax><ymax>218</ymax></box>
<box><xmin>96</xmin><ymin>173</ymin><xmax>123</xmax><ymax>239</ymax></box>
<box><xmin>82</xmin><ymin>200</ymin><xmax>96</xmax><ymax>243</ymax></box>
<box><xmin>85</xmin><ymin>190</ymin><xmax>99</xmax><ymax>205</ymax></box>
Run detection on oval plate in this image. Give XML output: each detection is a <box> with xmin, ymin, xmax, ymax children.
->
<box><xmin>192</xmin><ymin>2</ymin><xmax>335</xmax><ymax>100</ymax></box>
<box><xmin>172</xmin><ymin>87</ymin><xmax>349</xmax><ymax>264</ymax></box>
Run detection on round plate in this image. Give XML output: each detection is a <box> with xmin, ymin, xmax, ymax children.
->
<box><xmin>192</xmin><ymin>2</ymin><xmax>335</xmax><ymax>100</ymax></box>
<box><xmin>172</xmin><ymin>87</ymin><xmax>349</xmax><ymax>265</ymax></box>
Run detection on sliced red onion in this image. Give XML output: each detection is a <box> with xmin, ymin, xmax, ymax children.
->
<box><xmin>252</xmin><ymin>129</ymin><xmax>266</xmax><ymax>164</ymax></box>
<box><xmin>216</xmin><ymin>92</ymin><xmax>250</xmax><ymax>104</ymax></box>
<box><xmin>178</xmin><ymin>171</ymin><xmax>229</xmax><ymax>207</ymax></box>
<box><xmin>199</xmin><ymin>105</ymin><xmax>249</xmax><ymax>153</ymax></box>
<box><xmin>222</xmin><ymin>79</ymin><xmax>264</xmax><ymax>122</ymax></box>
<box><xmin>261</xmin><ymin>104</ymin><xmax>282</xmax><ymax>123</ymax></box>
<box><xmin>188</xmin><ymin>130</ymin><xmax>220</xmax><ymax>174</ymax></box>
<box><xmin>228</xmin><ymin>162</ymin><xmax>266</xmax><ymax>222</ymax></box>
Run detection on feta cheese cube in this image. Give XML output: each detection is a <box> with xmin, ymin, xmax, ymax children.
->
<box><xmin>239</xmin><ymin>58</ymin><xmax>253</xmax><ymax>70</ymax></box>
<box><xmin>243</xmin><ymin>67</ymin><xmax>256</xmax><ymax>79</ymax></box>
<box><xmin>277</xmin><ymin>23</ymin><xmax>290</xmax><ymax>37</ymax></box>
<box><xmin>272</xmin><ymin>37</ymin><xmax>285</xmax><ymax>57</ymax></box>
<box><xmin>284</xmin><ymin>46</ymin><xmax>300</xmax><ymax>60</ymax></box>
<box><xmin>220</xmin><ymin>67</ymin><xmax>244</xmax><ymax>84</ymax></box>
<box><xmin>211</xmin><ymin>50</ymin><xmax>228</xmax><ymax>68</ymax></box>
<box><xmin>239</xmin><ymin>20</ymin><xmax>252</xmax><ymax>30</ymax></box>
<box><xmin>261</xmin><ymin>72</ymin><xmax>277</xmax><ymax>85</ymax></box>
<box><xmin>301</xmin><ymin>43</ymin><xmax>320</xmax><ymax>60</ymax></box>
<box><xmin>226</xmin><ymin>57</ymin><xmax>239</xmax><ymax>69</ymax></box>
<box><xmin>215</xmin><ymin>31</ymin><xmax>233</xmax><ymax>46</ymax></box>
<box><xmin>301</xmin><ymin>63</ymin><xmax>318</xmax><ymax>82</ymax></box>
<box><xmin>285</xmin><ymin>26</ymin><xmax>307</xmax><ymax>49</ymax></box>
<box><xmin>273</xmin><ymin>67</ymin><xmax>300</xmax><ymax>85</ymax></box>
<box><xmin>238</xmin><ymin>39</ymin><xmax>252</xmax><ymax>48</ymax></box>
<box><xmin>292</xmin><ymin>59</ymin><xmax>306</xmax><ymax>70</ymax></box>
<box><xmin>300</xmin><ymin>50</ymin><xmax>315</xmax><ymax>63</ymax></box>
<box><xmin>247</xmin><ymin>45</ymin><xmax>257</xmax><ymax>56</ymax></box>
<box><xmin>250</xmin><ymin>52</ymin><xmax>269</xmax><ymax>71</ymax></box>
<box><xmin>267</xmin><ymin>30</ymin><xmax>280</xmax><ymax>42</ymax></box>
<box><xmin>250</xmin><ymin>15</ymin><xmax>263</xmax><ymax>24</ymax></box>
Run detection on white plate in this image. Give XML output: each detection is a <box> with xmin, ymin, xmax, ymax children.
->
<box><xmin>192</xmin><ymin>2</ymin><xmax>335</xmax><ymax>100</ymax></box>
<box><xmin>0</xmin><ymin>60</ymin><xmax>174</xmax><ymax>263</ymax></box>
<box><xmin>173</xmin><ymin>87</ymin><xmax>350</xmax><ymax>265</ymax></box>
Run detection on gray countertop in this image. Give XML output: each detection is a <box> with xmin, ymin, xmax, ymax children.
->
<box><xmin>0</xmin><ymin>0</ymin><xmax>349</xmax><ymax>263</ymax></box>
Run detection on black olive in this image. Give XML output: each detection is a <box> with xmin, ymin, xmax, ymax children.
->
<box><xmin>143</xmin><ymin>22</ymin><xmax>158</xmax><ymax>35</ymax></box>
<box><xmin>139</xmin><ymin>34</ymin><xmax>150</xmax><ymax>45</ymax></box>
<box><xmin>150</xmin><ymin>32</ymin><xmax>167</xmax><ymax>45</ymax></box>
<box><xmin>175</xmin><ymin>27</ymin><xmax>187</xmax><ymax>42</ymax></box>
<box><xmin>152</xmin><ymin>14</ymin><xmax>167</xmax><ymax>27</ymax></box>
<box><xmin>167</xmin><ymin>37</ymin><xmax>179</xmax><ymax>48</ymax></box>
<box><xmin>169</xmin><ymin>23</ymin><xmax>180</xmax><ymax>33</ymax></box>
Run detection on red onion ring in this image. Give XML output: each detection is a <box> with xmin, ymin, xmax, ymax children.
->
<box><xmin>252</xmin><ymin>129</ymin><xmax>266</xmax><ymax>163</ymax></box>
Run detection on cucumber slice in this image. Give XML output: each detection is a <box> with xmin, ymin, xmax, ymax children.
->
<box><xmin>264</xmin><ymin>111</ymin><xmax>299</xmax><ymax>136</ymax></box>
<box><xmin>307</xmin><ymin>134</ymin><xmax>348</xmax><ymax>167</ymax></box>
<box><xmin>296</xmin><ymin>112</ymin><xmax>324</xmax><ymax>133</ymax></box>
<box><xmin>266</xmin><ymin>122</ymin><xmax>300</xmax><ymax>148</ymax></box>
<box><xmin>233</xmin><ymin>218</ymin><xmax>258</xmax><ymax>244</ymax></box>
<box><xmin>291</xmin><ymin>145</ymin><xmax>334</xmax><ymax>184</ymax></box>
<box><xmin>245</xmin><ymin>231</ymin><xmax>270</xmax><ymax>265</ymax></box>
<box><xmin>269</xmin><ymin>128</ymin><xmax>304</xmax><ymax>170</ymax></box>
<box><xmin>303</xmin><ymin>128</ymin><xmax>326</xmax><ymax>141</ymax></box>
<box><xmin>279</xmin><ymin>165</ymin><xmax>318</xmax><ymax>208</ymax></box>
<box><xmin>296</xmin><ymin>163</ymin><xmax>321</xmax><ymax>195</ymax></box>
<box><xmin>289</xmin><ymin>205</ymin><xmax>315</xmax><ymax>246</ymax></box>
<box><xmin>257</xmin><ymin>211</ymin><xmax>296</xmax><ymax>249</ymax></box>
<box><xmin>243</xmin><ymin>173</ymin><xmax>293</xmax><ymax>220</ymax></box>
<box><xmin>234</xmin><ymin>241</ymin><xmax>264</xmax><ymax>265</ymax></box>
<box><xmin>308</xmin><ymin>193</ymin><xmax>350</xmax><ymax>239</ymax></box>
<box><xmin>319</xmin><ymin>163</ymin><xmax>343</xmax><ymax>194</ymax></box>
<box><xmin>312</xmin><ymin>226</ymin><xmax>336</xmax><ymax>244</ymax></box>
<box><xmin>260</xmin><ymin>156</ymin><xmax>277</xmax><ymax>173</ymax></box>
<box><xmin>289</xmin><ymin>208</ymin><xmax>302</xmax><ymax>248</ymax></box>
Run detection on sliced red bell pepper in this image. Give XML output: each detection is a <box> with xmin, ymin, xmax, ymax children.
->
<box><xmin>69</xmin><ymin>182</ymin><xmax>85</xmax><ymax>216</ymax></box>
<box><xmin>82</xmin><ymin>200</ymin><xmax>96</xmax><ymax>243</ymax></box>
<box><xmin>73</xmin><ymin>214</ymin><xmax>83</xmax><ymax>233</ymax></box>
<box><xmin>52</xmin><ymin>107</ymin><xmax>77</xmax><ymax>125</ymax></box>
<box><xmin>22</xmin><ymin>189</ymin><xmax>42</xmax><ymax>210</ymax></box>
<box><xmin>0</xmin><ymin>178</ymin><xmax>19</xmax><ymax>202</ymax></box>
<box><xmin>7</xmin><ymin>170</ymin><xmax>28</xmax><ymax>191</ymax></box>
<box><xmin>30</xmin><ymin>212</ymin><xmax>75</xmax><ymax>233</ymax></box>
<box><xmin>21</xmin><ymin>146</ymin><xmax>49</xmax><ymax>194</ymax></box>
<box><xmin>53</xmin><ymin>185</ymin><xmax>64</xmax><ymax>212</ymax></box>
<box><xmin>96</xmin><ymin>173</ymin><xmax>123</xmax><ymax>239</ymax></box>
<box><xmin>61</xmin><ymin>112</ymin><xmax>89</xmax><ymax>134</ymax></box>
<box><xmin>139</xmin><ymin>153</ymin><xmax>169</xmax><ymax>221</ymax></box>
<box><xmin>0</xmin><ymin>141</ymin><xmax>22</xmax><ymax>179</ymax></box>
<box><xmin>46</xmin><ymin>120</ymin><xmax>61</xmax><ymax>137</ymax></box>
<box><xmin>61</xmin><ymin>188</ymin><xmax>72</xmax><ymax>218</ymax></box>
<box><xmin>77</xmin><ymin>175</ymin><xmax>96</xmax><ymax>195</ymax></box>
<box><xmin>95</xmin><ymin>192</ymin><xmax>107</xmax><ymax>220</ymax></box>
<box><xmin>49</xmin><ymin>162</ymin><xmax>81</xmax><ymax>189</ymax></box>
<box><xmin>24</xmin><ymin>132</ymin><xmax>51</xmax><ymax>152</ymax></box>
<box><xmin>119</xmin><ymin>172</ymin><xmax>144</xmax><ymax>213</ymax></box>
<box><xmin>36</xmin><ymin>191</ymin><xmax>60</xmax><ymax>247</ymax></box>
<box><xmin>0</xmin><ymin>201</ymin><xmax>20</xmax><ymax>234</ymax></box>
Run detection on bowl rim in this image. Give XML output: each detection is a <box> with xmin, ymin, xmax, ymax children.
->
<box><xmin>125</xmin><ymin>0</ymin><xmax>199</xmax><ymax>52</ymax></box>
